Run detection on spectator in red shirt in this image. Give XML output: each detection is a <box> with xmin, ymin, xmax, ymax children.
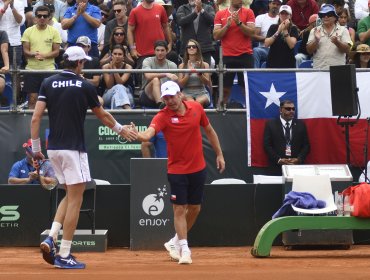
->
<box><xmin>135</xmin><ymin>81</ymin><xmax>225</xmax><ymax>265</ymax></box>
<box><xmin>127</xmin><ymin>0</ymin><xmax>172</xmax><ymax>70</ymax></box>
<box><xmin>286</xmin><ymin>0</ymin><xmax>319</xmax><ymax>31</ymax></box>
<box><xmin>213</xmin><ymin>0</ymin><xmax>255</xmax><ymax>108</ymax></box>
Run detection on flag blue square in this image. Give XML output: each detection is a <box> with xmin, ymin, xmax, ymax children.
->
<box><xmin>247</xmin><ymin>72</ymin><xmax>298</xmax><ymax>119</ymax></box>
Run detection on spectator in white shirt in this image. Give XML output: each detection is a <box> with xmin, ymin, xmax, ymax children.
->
<box><xmin>0</xmin><ymin>0</ymin><xmax>26</xmax><ymax>69</ymax></box>
<box><xmin>355</xmin><ymin>0</ymin><xmax>369</xmax><ymax>21</ymax></box>
<box><xmin>252</xmin><ymin>0</ymin><xmax>281</xmax><ymax>68</ymax></box>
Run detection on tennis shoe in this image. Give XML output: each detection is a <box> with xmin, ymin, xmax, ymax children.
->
<box><xmin>54</xmin><ymin>254</ymin><xmax>86</xmax><ymax>269</ymax></box>
<box><xmin>40</xmin><ymin>236</ymin><xmax>59</xmax><ymax>265</ymax></box>
<box><xmin>164</xmin><ymin>240</ymin><xmax>180</xmax><ymax>261</ymax></box>
<box><xmin>178</xmin><ymin>250</ymin><xmax>192</xmax><ymax>264</ymax></box>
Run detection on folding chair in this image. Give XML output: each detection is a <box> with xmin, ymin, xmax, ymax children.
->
<box><xmin>291</xmin><ymin>174</ymin><xmax>337</xmax><ymax>215</ymax></box>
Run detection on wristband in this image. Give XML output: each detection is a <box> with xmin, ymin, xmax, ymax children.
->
<box><xmin>31</xmin><ymin>138</ymin><xmax>42</xmax><ymax>153</ymax></box>
<box><xmin>130</xmin><ymin>45</ymin><xmax>136</xmax><ymax>49</ymax></box>
<box><xmin>273</xmin><ymin>32</ymin><xmax>279</xmax><ymax>39</ymax></box>
<box><xmin>112</xmin><ymin>122</ymin><xmax>124</xmax><ymax>134</ymax></box>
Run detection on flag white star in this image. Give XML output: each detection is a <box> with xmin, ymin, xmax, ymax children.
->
<box><xmin>259</xmin><ymin>83</ymin><xmax>287</xmax><ymax>109</ymax></box>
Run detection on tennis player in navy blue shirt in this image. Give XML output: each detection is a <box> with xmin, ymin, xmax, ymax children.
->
<box><xmin>30</xmin><ymin>46</ymin><xmax>137</xmax><ymax>269</ymax></box>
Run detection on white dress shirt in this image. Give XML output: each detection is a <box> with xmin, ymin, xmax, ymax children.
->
<box><xmin>0</xmin><ymin>0</ymin><xmax>26</xmax><ymax>46</ymax></box>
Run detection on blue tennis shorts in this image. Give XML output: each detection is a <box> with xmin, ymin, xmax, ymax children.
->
<box><xmin>167</xmin><ymin>168</ymin><xmax>207</xmax><ymax>205</ymax></box>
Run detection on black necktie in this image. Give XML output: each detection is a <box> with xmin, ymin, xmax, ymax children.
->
<box><xmin>284</xmin><ymin>122</ymin><xmax>290</xmax><ymax>143</ymax></box>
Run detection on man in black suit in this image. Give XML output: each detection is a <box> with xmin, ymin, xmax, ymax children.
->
<box><xmin>263</xmin><ymin>100</ymin><xmax>310</xmax><ymax>174</ymax></box>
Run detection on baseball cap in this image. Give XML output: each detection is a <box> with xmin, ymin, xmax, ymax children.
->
<box><xmin>318</xmin><ymin>4</ymin><xmax>338</xmax><ymax>18</ymax></box>
<box><xmin>64</xmin><ymin>46</ymin><xmax>92</xmax><ymax>61</ymax></box>
<box><xmin>279</xmin><ymin>5</ymin><xmax>292</xmax><ymax>15</ymax></box>
<box><xmin>160</xmin><ymin>81</ymin><xmax>180</xmax><ymax>98</ymax></box>
<box><xmin>76</xmin><ymin>36</ymin><xmax>91</xmax><ymax>47</ymax></box>
<box><xmin>309</xmin><ymin>14</ymin><xmax>318</xmax><ymax>24</ymax></box>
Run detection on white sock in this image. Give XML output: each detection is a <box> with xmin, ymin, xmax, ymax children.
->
<box><xmin>179</xmin><ymin>239</ymin><xmax>190</xmax><ymax>253</ymax></box>
<box><xmin>49</xmin><ymin>222</ymin><xmax>62</xmax><ymax>241</ymax></box>
<box><xmin>172</xmin><ymin>234</ymin><xmax>179</xmax><ymax>244</ymax></box>
<box><xmin>59</xmin><ymin>239</ymin><xmax>72</xmax><ymax>258</ymax></box>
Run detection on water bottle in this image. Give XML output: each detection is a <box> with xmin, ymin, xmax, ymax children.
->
<box><xmin>335</xmin><ymin>192</ymin><xmax>343</xmax><ymax>216</ymax></box>
<box><xmin>343</xmin><ymin>195</ymin><xmax>351</xmax><ymax>216</ymax></box>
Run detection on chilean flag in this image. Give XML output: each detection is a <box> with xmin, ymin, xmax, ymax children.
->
<box><xmin>245</xmin><ymin>71</ymin><xmax>370</xmax><ymax>167</ymax></box>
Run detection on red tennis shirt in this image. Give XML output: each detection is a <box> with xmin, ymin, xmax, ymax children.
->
<box><xmin>149</xmin><ymin>101</ymin><xmax>210</xmax><ymax>174</ymax></box>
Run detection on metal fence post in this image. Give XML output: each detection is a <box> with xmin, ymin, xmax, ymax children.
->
<box><xmin>217</xmin><ymin>45</ymin><xmax>224</xmax><ymax>111</ymax></box>
<box><xmin>11</xmin><ymin>46</ymin><xmax>19</xmax><ymax>110</ymax></box>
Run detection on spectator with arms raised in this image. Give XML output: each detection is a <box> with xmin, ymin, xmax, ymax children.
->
<box><xmin>306</xmin><ymin>4</ymin><xmax>351</xmax><ymax>70</ymax></box>
<box><xmin>213</xmin><ymin>0</ymin><xmax>255</xmax><ymax>108</ymax></box>
<box><xmin>265</xmin><ymin>5</ymin><xmax>298</xmax><ymax>68</ymax></box>
<box><xmin>176</xmin><ymin>0</ymin><xmax>215</xmax><ymax>65</ymax></box>
<box><xmin>62</xmin><ymin>0</ymin><xmax>101</xmax><ymax>58</ymax></box>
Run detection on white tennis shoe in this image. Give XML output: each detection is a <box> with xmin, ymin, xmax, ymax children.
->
<box><xmin>178</xmin><ymin>250</ymin><xmax>192</xmax><ymax>265</ymax></box>
<box><xmin>164</xmin><ymin>240</ymin><xmax>180</xmax><ymax>261</ymax></box>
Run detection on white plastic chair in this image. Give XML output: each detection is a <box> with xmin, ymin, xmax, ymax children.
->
<box><xmin>211</xmin><ymin>178</ymin><xmax>246</xmax><ymax>184</ymax></box>
<box><xmin>253</xmin><ymin>175</ymin><xmax>283</xmax><ymax>184</ymax></box>
<box><xmin>93</xmin><ymin>179</ymin><xmax>111</xmax><ymax>185</ymax></box>
<box><xmin>291</xmin><ymin>174</ymin><xmax>337</xmax><ymax>214</ymax></box>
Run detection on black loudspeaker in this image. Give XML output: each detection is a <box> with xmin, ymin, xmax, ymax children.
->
<box><xmin>330</xmin><ymin>64</ymin><xmax>358</xmax><ymax>116</ymax></box>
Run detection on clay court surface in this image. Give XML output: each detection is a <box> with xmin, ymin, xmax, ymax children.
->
<box><xmin>1</xmin><ymin>246</ymin><xmax>370</xmax><ymax>280</ymax></box>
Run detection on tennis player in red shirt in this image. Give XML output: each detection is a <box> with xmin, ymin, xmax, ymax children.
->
<box><xmin>135</xmin><ymin>81</ymin><xmax>225</xmax><ymax>264</ymax></box>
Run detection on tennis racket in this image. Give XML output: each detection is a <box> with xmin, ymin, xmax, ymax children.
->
<box><xmin>23</xmin><ymin>144</ymin><xmax>58</xmax><ymax>190</ymax></box>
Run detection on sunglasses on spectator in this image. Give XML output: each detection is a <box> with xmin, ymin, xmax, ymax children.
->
<box><xmin>36</xmin><ymin>14</ymin><xmax>49</xmax><ymax>18</ymax></box>
<box><xmin>101</xmin><ymin>13</ymin><xmax>108</xmax><ymax>17</ymax></box>
<box><xmin>114</xmin><ymin>9</ymin><xmax>122</xmax><ymax>13</ymax></box>
<box><xmin>321</xmin><ymin>13</ymin><xmax>335</xmax><ymax>18</ymax></box>
<box><xmin>186</xmin><ymin>45</ymin><xmax>198</xmax><ymax>49</ymax></box>
<box><xmin>283</xmin><ymin>107</ymin><xmax>295</xmax><ymax>111</ymax></box>
<box><xmin>114</xmin><ymin>32</ymin><xmax>125</xmax><ymax>36</ymax></box>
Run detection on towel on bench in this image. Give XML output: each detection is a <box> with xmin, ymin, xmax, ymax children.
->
<box><xmin>272</xmin><ymin>191</ymin><xmax>326</xmax><ymax>219</ymax></box>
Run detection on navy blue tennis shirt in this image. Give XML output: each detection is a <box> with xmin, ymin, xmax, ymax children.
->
<box><xmin>38</xmin><ymin>70</ymin><xmax>101</xmax><ymax>152</ymax></box>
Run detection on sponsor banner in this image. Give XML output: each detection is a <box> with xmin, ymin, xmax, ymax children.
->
<box><xmin>0</xmin><ymin>185</ymin><xmax>50</xmax><ymax>245</ymax></box>
<box><xmin>130</xmin><ymin>159</ymin><xmax>173</xmax><ymax>250</ymax></box>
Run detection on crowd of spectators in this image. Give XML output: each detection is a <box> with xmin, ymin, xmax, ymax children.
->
<box><xmin>0</xmin><ymin>0</ymin><xmax>368</xmax><ymax>109</ymax></box>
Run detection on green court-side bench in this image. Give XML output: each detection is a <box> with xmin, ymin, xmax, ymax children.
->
<box><xmin>251</xmin><ymin>216</ymin><xmax>370</xmax><ymax>257</ymax></box>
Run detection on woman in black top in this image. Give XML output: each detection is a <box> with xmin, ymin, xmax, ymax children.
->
<box><xmin>264</xmin><ymin>5</ymin><xmax>298</xmax><ymax>68</ymax></box>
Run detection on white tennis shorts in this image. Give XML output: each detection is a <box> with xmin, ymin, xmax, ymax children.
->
<box><xmin>47</xmin><ymin>150</ymin><xmax>91</xmax><ymax>185</ymax></box>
